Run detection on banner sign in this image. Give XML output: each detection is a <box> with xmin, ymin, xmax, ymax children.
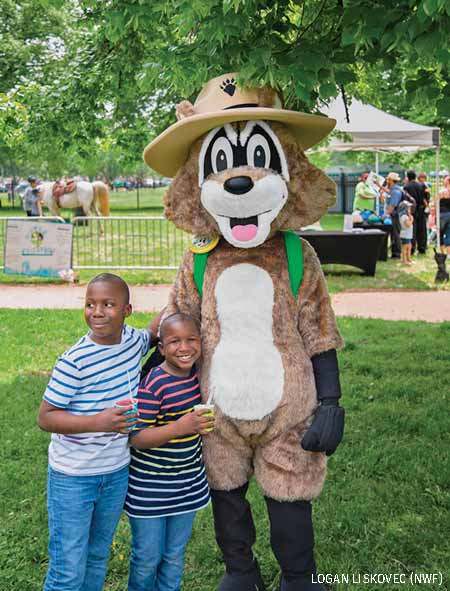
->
<box><xmin>3</xmin><ymin>219</ymin><xmax>73</xmax><ymax>278</ymax></box>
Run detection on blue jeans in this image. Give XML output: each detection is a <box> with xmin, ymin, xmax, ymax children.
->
<box><xmin>43</xmin><ymin>465</ymin><xmax>129</xmax><ymax>591</ymax></box>
<box><xmin>128</xmin><ymin>512</ymin><xmax>196</xmax><ymax>591</ymax></box>
<box><xmin>440</xmin><ymin>211</ymin><xmax>450</xmax><ymax>246</ymax></box>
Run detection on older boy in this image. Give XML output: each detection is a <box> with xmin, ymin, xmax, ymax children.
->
<box><xmin>37</xmin><ymin>273</ymin><xmax>159</xmax><ymax>591</ymax></box>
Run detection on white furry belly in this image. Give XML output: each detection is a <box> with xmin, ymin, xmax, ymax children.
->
<box><xmin>209</xmin><ymin>263</ymin><xmax>284</xmax><ymax>420</ymax></box>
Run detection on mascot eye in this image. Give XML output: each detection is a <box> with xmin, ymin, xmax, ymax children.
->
<box><xmin>211</xmin><ymin>137</ymin><xmax>233</xmax><ymax>174</ymax></box>
<box><xmin>247</xmin><ymin>134</ymin><xmax>270</xmax><ymax>169</ymax></box>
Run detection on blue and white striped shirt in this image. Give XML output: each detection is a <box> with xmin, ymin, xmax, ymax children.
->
<box><xmin>43</xmin><ymin>325</ymin><xmax>150</xmax><ymax>476</ymax></box>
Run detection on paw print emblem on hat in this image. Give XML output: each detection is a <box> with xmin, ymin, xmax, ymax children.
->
<box><xmin>220</xmin><ymin>77</ymin><xmax>236</xmax><ymax>96</ymax></box>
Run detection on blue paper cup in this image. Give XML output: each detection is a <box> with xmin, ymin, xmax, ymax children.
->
<box><xmin>114</xmin><ymin>398</ymin><xmax>138</xmax><ymax>430</ymax></box>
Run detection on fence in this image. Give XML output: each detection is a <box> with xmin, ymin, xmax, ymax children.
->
<box><xmin>0</xmin><ymin>216</ymin><xmax>191</xmax><ymax>271</ymax></box>
<box><xmin>71</xmin><ymin>216</ymin><xmax>191</xmax><ymax>269</ymax></box>
<box><xmin>328</xmin><ymin>173</ymin><xmax>360</xmax><ymax>213</ymax></box>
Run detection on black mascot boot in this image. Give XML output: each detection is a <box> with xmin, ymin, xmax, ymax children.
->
<box><xmin>211</xmin><ymin>483</ymin><xmax>266</xmax><ymax>591</ymax></box>
<box><xmin>265</xmin><ymin>497</ymin><xmax>326</xmax><ymax>591</ymax></box>
<box><xmin>434</xmin><ymin>249</ymin><xmax>449</xmax><ymax>283</ymax></box>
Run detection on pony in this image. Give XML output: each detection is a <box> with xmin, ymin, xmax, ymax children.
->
<box><xmin>40</xmin><ymin>180</ymin><xmax>110</xmax><ymax>218</ymax></box>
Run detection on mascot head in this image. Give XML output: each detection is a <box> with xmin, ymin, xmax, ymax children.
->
<box><xmin>144</xmin><ymin>73</ymin><xmax>336</xmax><ymax>248</ymax></box>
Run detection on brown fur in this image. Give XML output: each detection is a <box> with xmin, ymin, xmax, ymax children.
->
<box><xmin>270</xmin><ymin>124</ymin><xmax>336</xmax><ymax>229</ymax></box>
<box><xmin>166</xmin><ymin>237</ymin><xmax>342</xmax><ymax>501</ymax></box>
<box><xmin>258</xmin><ymin>87</ymin><xmax>277</xmax><ymax>108</ymax></box>
<box><xmin>164</xmin><ymin>121</ymin><xmax>342</xmax><ymax>501</ymax></box>
<box><xmin>176</xmin><ymin>100</ymin><xmax>196</xmax><ymax>120</ymax></box>
<box><xmin>164</xmin><ymin>139</ymin><xmax>219</xmax><ymax>235</ymax></box>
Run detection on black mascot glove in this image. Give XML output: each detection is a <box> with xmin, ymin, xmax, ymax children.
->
<box><xmin>301</xmin><ymin>400</ymin><xmax>345</xmax><ymax>456</ymax></box>
<box><xmin>301</xmin><ymin>349</ymin><xmax>345</xmax><ymax>456</ymax></box>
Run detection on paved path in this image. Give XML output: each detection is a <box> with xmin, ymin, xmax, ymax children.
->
<box><xmin>0</xmin><ymin>284</ymin><xmax>171</xmax><ymax>312</ymax></box>
<box><xmin>332</xmin><ymin>290</ymin><xmax>450</xmax><ymax>323</ymax></box>
<box><xmin>1</xmin><ymin>285</ymin><xmax>449</xmax><ymax>322</ymax></box>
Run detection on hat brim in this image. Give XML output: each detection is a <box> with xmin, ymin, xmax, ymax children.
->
<box><xmin>143</xmin><ymin>108</ymin><xmax>336</xmax><ymax>177</ymax></box>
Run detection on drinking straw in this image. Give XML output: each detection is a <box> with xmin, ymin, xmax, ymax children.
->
<box><xmin>206</xmin><ymin>387</ymin><xmax>215</xmax><ymax>405</ymax></box>
<box><xmin>127</xmin><ymin>370</ymin><xmax>135</xmax><ymax>401</ymax></box>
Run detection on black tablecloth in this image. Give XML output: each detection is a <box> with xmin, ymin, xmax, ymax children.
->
<box><xmin>297</xmin><ymin>230</ymin><xmax>386</xmax><ymax>276</ymax></box>
<box><xmin>352</xmin><ymin>223</ymin><xmax>392</xmax><ymax>261</ymax></box>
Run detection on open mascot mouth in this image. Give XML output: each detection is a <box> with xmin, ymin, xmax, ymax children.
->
<box><xmin>229</xmin><ymin>215</ymin><xmax>258</xmax><ymax>241</ymax></box>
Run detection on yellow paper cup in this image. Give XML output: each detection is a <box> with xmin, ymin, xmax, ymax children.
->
<box><xmin>194</xmin><ymin>403</ymin><xmax>215</xmax><ymax>432</ymax></box>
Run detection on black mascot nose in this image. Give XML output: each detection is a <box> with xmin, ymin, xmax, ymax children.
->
<box><xmin>224</xmin><ymin>176</ymin><xmax>254</xmax><ymax>195</ymax></box>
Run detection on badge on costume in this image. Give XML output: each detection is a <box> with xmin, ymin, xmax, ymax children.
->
<box><xmin>189</xmin><ymin>234</ymin><xmax>219</xmax><ymax>254</ymax></box>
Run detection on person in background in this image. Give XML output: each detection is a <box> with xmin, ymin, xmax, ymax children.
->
<box><xmin>418</xmin><ymin>171</ymin><xmax>432</xmax><ymax>192</ymax></box>
<box><xmin>353</xmin><ymin>172</ymin><xmax>378</xmax><ymax>214</ymax></box>
<box><xmin>404</xmin><ymin>170</ymin><xmax>430</xmax><ymax>255</ymax></box>
<box><xmin>385</xmin><ymin>172</ymin><xmax>403</xmax><ymax>258</ymax></box>
<box><xmin>427</xmin><ymin>201</ymin><xmax>437</xmax><ymax>246</ymax></box>
<box><xmin>399</xmin><ymin>200</ymin><xmax>414</xmax><ymax>265</ymax></box>
<box><xmin>437</xmin><ymin>175</ymin><xmax>450</xmax><ymax>256</ymax></box>
<box><xmin>23</xmin><ymin>176</ymin><xmax>42</xmax><ymax>216</ymax></box>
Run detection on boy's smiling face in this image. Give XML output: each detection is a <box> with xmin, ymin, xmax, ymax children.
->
<box><xmin>159</xmin><ymin>319</ymin><xmax>201</xmax><ymax>377</ymax></box>
<box><xmin>84</xmin><ymin>281</ymin><xmax>131</xmax><ymax>345</ymax></box>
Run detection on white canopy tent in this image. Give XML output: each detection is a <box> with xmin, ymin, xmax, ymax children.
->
<box><xmin>322</xmin><ymin>96</ymin><xmax>440</xmax><ymax>160</ymax></box>
<box><xmin>320</xmin><ymin>96</ymin><xmax>442</xmax><ymax>246</ymax></box>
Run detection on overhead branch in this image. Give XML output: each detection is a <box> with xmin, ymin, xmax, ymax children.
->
<box><xmin>340</xmin><ymin>84</ymin><xmax>350</xmax><ymax>123</ymax></box>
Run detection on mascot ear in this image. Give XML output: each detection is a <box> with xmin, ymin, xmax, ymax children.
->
<box><xmin>271</xmin><ymin>124</ymin><xmax>336</xmax><ymax>230</ymax></box>
<box><xmin>176</xmin><ymin>101</ymin><xmax>196</xmax><ymax>121</ymax></box>
<box><xmin>164</xmin><ymin>140</ymin><xmax>220</xmax><ymax>236</ymax></box>
<box><xmin>257</xmin><ymin>87</ymin><xmax>283</xmax><ymax>109</ymax></box>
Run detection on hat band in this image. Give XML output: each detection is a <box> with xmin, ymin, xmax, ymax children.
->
<box><xmin>223</xmin><ymin>103</ymin><xmax>259</xmax><ymax>110</ymax></box>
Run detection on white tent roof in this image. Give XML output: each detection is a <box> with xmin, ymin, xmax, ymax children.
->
<box><xmin>321</xmin><ymin>96</ymin><xmax>440</xmax><ymax>152</ymax></box>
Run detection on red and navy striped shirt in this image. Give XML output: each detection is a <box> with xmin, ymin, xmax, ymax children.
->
<box><xmin>125</xmin><ymin>365</ymin><xmax>210</xmax><ymax>518</ymax></box>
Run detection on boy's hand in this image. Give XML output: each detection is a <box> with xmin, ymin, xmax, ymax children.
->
<box><xmin>94</xmin><ymin>406</ymin><xmax>138</xmax><ymax>434</ymax></box>
<box><xmin>175</xmin><ymin>410</ymin><xmax>214</xmax><ymax>437</ymax></box>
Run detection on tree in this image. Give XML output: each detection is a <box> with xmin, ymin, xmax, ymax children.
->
<box><xmin>0</xmin><ymin>92</ymin><xmax>29</xmax><ymax>183</ymax></box>
<box><xmin>0</xmin><ymin>0</ymin><xmax>65</xmax><ymax>94</ymax></box>
<box><xmin>3</xmin><ymin>0</ymin><xmax>450</xmax><ymax>177</ymax></box>
<box><xmin>73</xmin><ymin>0</ymin><xmax>450</xmax><ymax>118</ymax></box>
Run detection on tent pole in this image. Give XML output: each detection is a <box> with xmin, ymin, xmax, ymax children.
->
<box><xmin>374</xmin><ymin>151</ymin><xmax>380</xmax><ymax>215</ymax></box>
<box><xmin>436</xmin><ymin>147</ymin><xmax>440</xmax><ymax>250</ymax></box>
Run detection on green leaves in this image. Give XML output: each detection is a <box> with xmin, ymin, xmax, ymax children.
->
<box><xmin>422</xmin><ymin>0</ymin><xmax>440</xmax><ymax>17</ymax></box>
<box><xmin>2</xmin><ymin>0</ymin><xmax>450</xmax><ymax>177</ymax></box>
<box><xmin>437</xmin><ymin>98</ymin><xmax>450</xmax><ymax>118</ymax></box>
<box><xmin>0</xmin><ymin>94</ymin><xmax>28</xmax><ymax>149</ymax></box>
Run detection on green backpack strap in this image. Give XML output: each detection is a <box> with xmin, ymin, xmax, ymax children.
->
<box><xmin>193</xmin><ymin>252</ymin><xmax>208</xmax><ymax>298</ymax></box>
<box><xmin>282</xmin><ymin>230</ymin><xmax>304</xmax><ymax>297</ymax></box>
<box><xmin>193</xmin><ymin>232</ymin><xmax>303</xmax><ymax>298</ymax></box>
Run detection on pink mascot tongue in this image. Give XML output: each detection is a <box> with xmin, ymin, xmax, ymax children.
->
<box><xmin>231</xmin><ymin>224</ymin><xmax>258</xmax><ymax>242</ymax></box>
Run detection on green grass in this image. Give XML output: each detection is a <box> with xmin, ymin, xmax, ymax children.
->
<box><xmin>0</xmin><ymin>310</ymin><xmax>449</xmax><ymax>590</ymax></box>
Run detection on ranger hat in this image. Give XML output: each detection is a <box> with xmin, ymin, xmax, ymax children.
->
<box><xmin>144</xmin><ymin>73</ymin><xmax>336</xmax><ymax>177</ymax></box>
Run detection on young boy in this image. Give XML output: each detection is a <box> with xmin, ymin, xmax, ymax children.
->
<box><xmin>37</xmin><ymin>273</ymin><xmax>159</xmax><ymax>591</ymax></box>
<box><xmin>399</xmin><ymin>200</ymin><xmax>414</xmax><ymax>265</ymax></box>
<box><xmin>125</xmin><ymin>313</ymin><xmax>214</xmax><ymax>591</ymax></box>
